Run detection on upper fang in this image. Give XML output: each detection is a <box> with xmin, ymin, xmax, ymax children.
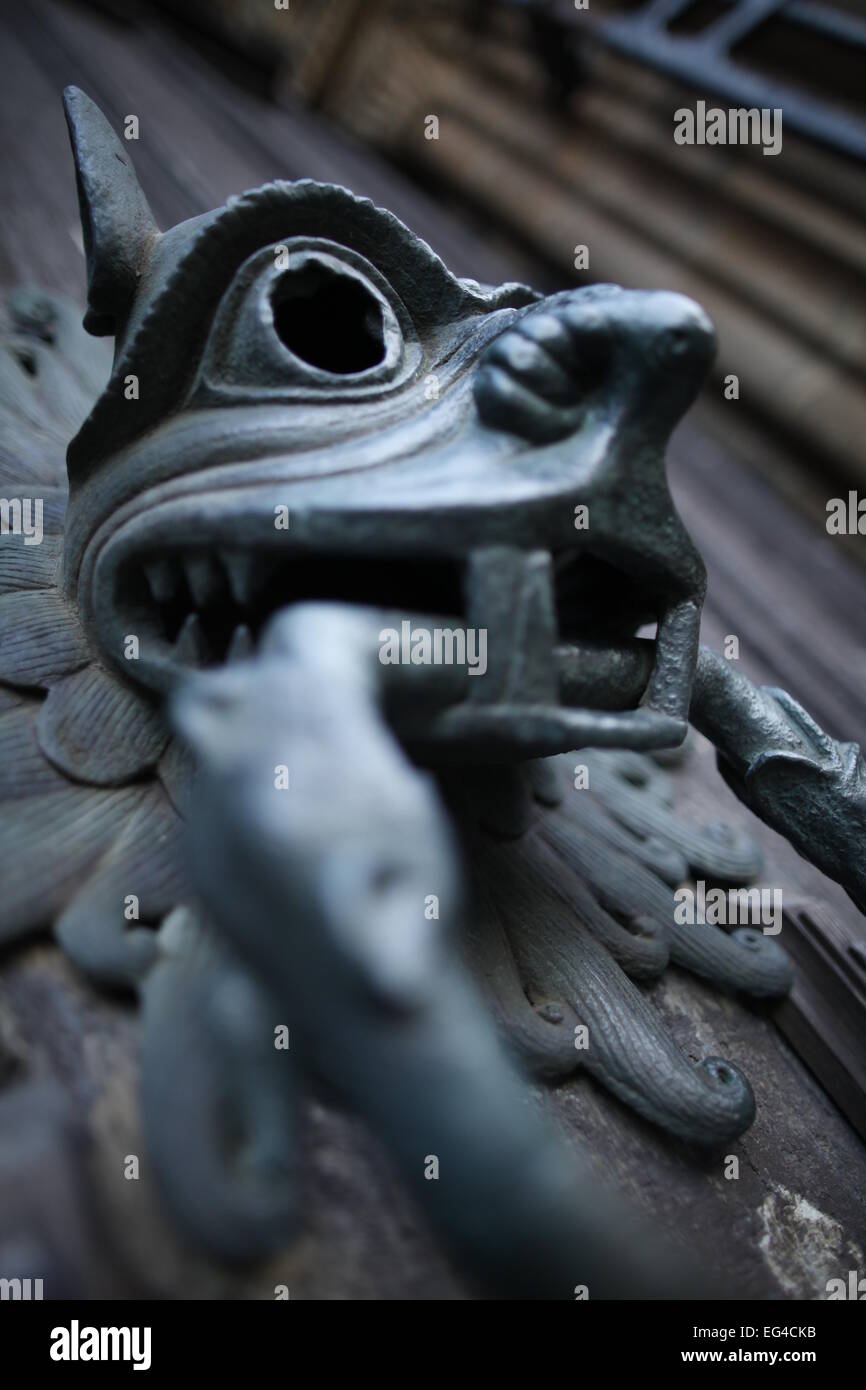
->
<box><xmin>143</xmin><ymin>556</ymin><xmax>178</xmax><ymax>604</ymax></box>
<box><xmin>185</xmin><ymin>554</ymin><xmax>226</xmax><ymax>608</ymax></box>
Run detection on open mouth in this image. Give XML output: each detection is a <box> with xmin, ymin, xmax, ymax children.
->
<box><xmin>115</xmin><ymin>547</ymin><xmax>468</xmax><ymax>669</ymax></box>
<box><xmin>99</xmin><ymin>531</ymin><xmax>698</xmax><ymax>757</ymax></box>
<box><xmin>112</xmin><ymin>544</ymin><xmax>661</xmax><ymax>670</ymax></box>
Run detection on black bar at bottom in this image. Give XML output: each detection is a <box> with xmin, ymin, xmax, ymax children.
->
<box><xmin>0</xmin><ymin>1297</ymin><xmax>860</xmax><ymax>1373</ymax></box>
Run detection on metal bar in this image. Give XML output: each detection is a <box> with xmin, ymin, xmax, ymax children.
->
<box><xmin>596</xmin><ymin>17</ymin><xmax>866</xmax><ymax>162</ymax></box>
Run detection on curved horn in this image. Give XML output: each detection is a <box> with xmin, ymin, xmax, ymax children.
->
<box><xmin>62</xmin><ymin>86</ymin><xmax>158</xmax><ymax>337</ymax></box>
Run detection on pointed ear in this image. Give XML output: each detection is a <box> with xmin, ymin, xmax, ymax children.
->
<box><xmin>63</xmin><ymin>86</ymin><xmax>159</xmax><ymax>337</ymax></box>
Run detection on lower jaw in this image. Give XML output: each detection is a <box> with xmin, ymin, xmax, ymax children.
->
<box><xmin>385</xmin><ymin>631</ymin><xmax>687</xmax><ymax>760</ymax></box>
<box><xmin>403</xmin><ymin>705</ymin><xmax>688</xmax><ymax>763</ymax></box>
<box><xmin>391</xmin><ymin>594</ymin><xmax>700</xmax><ymax>761</ymax></box>
<box><xmin>396</xmin><ymin>666</ymin><xmax>688</xmax><ymax>762</ymax></box>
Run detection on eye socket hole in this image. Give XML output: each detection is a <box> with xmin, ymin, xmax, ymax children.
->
<box><xmin>270</xmin><ymin>262</ymin><xmax>386</xmax><ymax>375</ymax></box>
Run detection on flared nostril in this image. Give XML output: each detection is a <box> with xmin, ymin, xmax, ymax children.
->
<box><xmin>653</xmin><ymin>292</ymin><xmax>716</xmax><ymax>348</ymax></box>
<box><xmin>667</xmin><ymin>316</ymin><xmax>711</xmax><ymax>351</ymax></box>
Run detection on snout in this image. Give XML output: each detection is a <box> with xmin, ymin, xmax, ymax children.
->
<box><xmin>646</xmin><ymin>291</ymin><xmax>717</xmax><ymax>371</ymax></box>
<box><xmin>474</xmin><ymin>284</ymin><xmax>717</xmax><ymax>445</ymax></box>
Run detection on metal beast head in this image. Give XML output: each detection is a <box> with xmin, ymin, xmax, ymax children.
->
<box><xmin>9</xmin><ymin>85</ymin><xmax>863</xmax><ymax>1302</ymax></box>
<box><xmin>61</xmin><ymin>87</ymin><xmax>713</xmax><ymax>759</ymax></box>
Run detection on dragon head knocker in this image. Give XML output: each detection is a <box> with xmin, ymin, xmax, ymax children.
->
<box><xmin>62</xmin><ymin>86</ymin><xmax>711</xmax><ymax>757</ymax></box>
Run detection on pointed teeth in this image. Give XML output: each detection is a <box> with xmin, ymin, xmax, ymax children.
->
<box><xmin>226</xmin><ymin>624</ymin><xmax>254</xmax><ymax>663</ymax></box>
<box><xmin>185</xmin><ymin>554</ymin><xmax>226</xmax><ymax>608</ymax></box>
<box><xmin>221</xmin><ymin>550</ymin><xmax>258</xmax><ymax>607</ymax></box>
<box><xmin>220</xmin><ymin>550</ymin><xmax>280</xmax><ymax>608</ymax></box>
<box><xmin>173</xmin><ymin>612</ymin><xmax>210</xmax><ymax>665</ymax></box>
<box><xmin>143</xmin><ymin>556</ymin><xmax>180</xmax><ymax>604</ymax></box>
